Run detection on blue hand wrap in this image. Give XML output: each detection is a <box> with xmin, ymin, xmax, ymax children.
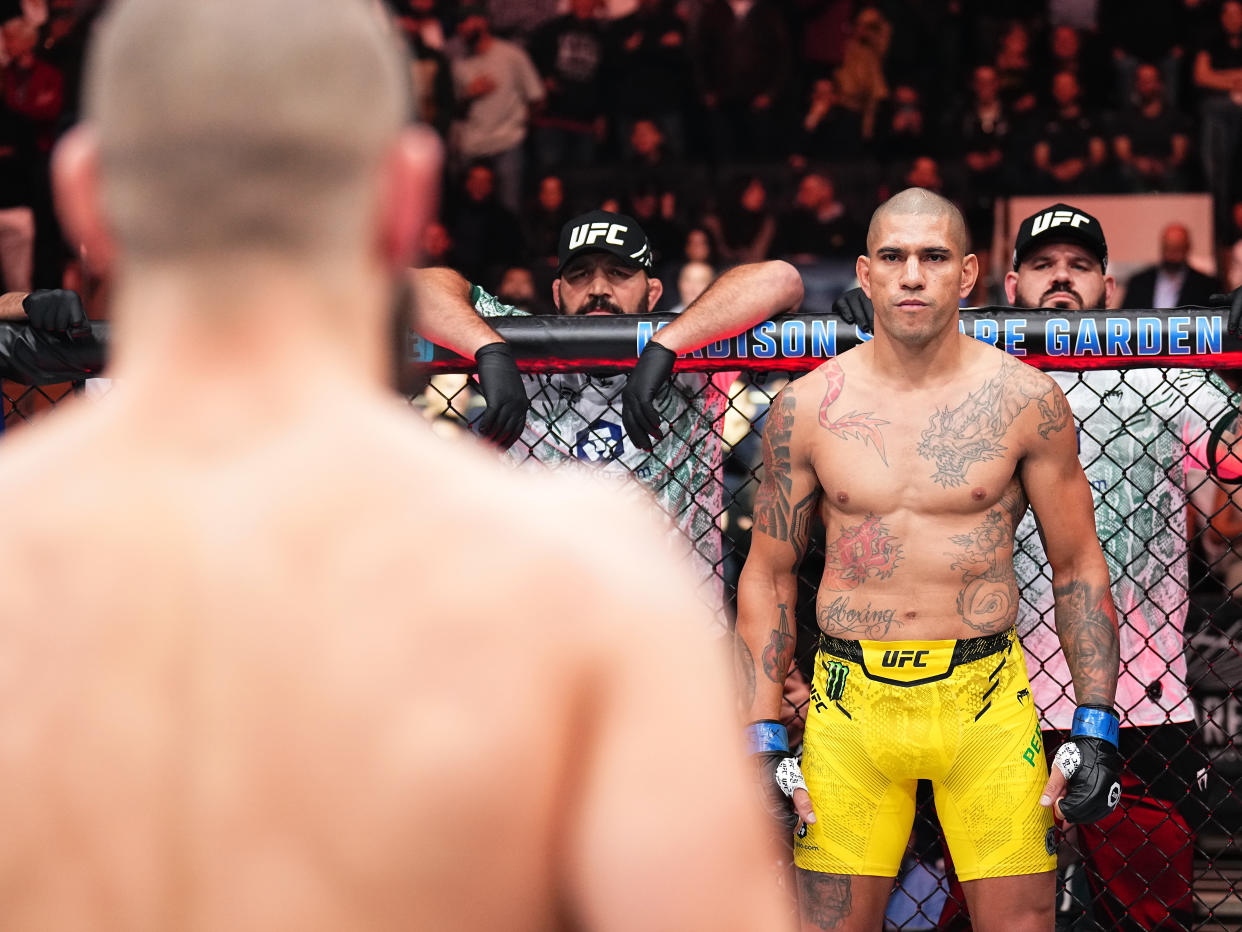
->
<box><xmin>746</xmin><ymin>720</ymin><xmax>789</xmax><ymax>754</ymax></box>
<box><xmin>1071</xmin><ymin>705</ymin><xmax>1119</xmax><ymax>747</ymax></box>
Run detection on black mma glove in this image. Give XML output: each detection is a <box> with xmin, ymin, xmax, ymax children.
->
<box><xmin>747</xmin><ymin>720</ymin><xmax>809</xmax><ymax>832</ymax></box>
<box><xmin>23</xmin><ymin>289</ymin><xmax>91</xmax><ymax>338</ymax></box>
<box><xmin>473</xmin><ymin>341</ymin><xmax>528</xmax><ymax>450</ymax></box>
<box><xmin>1209</xmin><ymin>288</ymin><xmax>1242</xmax><ymax>336</ymax></box>
<box><xmin>621</xmin><ymin>340</ymin><xmax>676</xmax><ymax>451</ymax></box>
<box><xmin>1048</xmin><ymin>704</ymin><xmax>1123</xmax><ymax>824</ymax></box>
<box><xmin>833</xmin><ymin>286</ymin><xmax>874</xmax><ymax>334</ymax></box>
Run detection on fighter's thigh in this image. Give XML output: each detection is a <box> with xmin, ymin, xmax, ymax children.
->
<box><xmin>935</xmin><ymin>658</ymin><xmax>1056</xmax><ymax>880</ymax></box>
<box><xmin>795</xmin><ymin>869</ymin><xmax>892</xmax><ymax>932</ymax></box>
<box><xmin>958</xmin><ymin>869</ymin><xmax>1054</xmax><ymax>932</ymax></box>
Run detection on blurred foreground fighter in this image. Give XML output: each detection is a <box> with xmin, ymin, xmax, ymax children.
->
<box><xmin>0</xmin><ymin>1</ymin><xmax>788</xmax><ymax>929</ymax></box>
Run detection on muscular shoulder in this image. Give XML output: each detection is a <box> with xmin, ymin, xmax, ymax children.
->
<box><xmin>982</xmin><ymin>351</ymin><xmax>1073</xmax><ymax>449</ymax></box>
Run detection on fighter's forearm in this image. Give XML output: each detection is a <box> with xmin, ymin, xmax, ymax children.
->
<box><xmin>735</xmin><ymin>567</ymin><xmax>799</xmax><ymax>722</ymax></box>
<box><xmin>1051</xmin><ymin>570</ymin><xmax>1119</xmax><ymax>708</ymax></box>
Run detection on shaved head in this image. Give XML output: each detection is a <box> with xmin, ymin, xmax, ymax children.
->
<box><xmin>84</xmin><ymin>0</ymin><xmax>412</xmax><ymax>262</ymax></box>
<box><xmin>867</xmin><ymin>188</ymin><xmax>969</xmax><ymax>256</ymax></box>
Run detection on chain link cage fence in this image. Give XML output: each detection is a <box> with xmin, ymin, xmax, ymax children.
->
<box><xmin>4</xmin><ymin>310</ymin><xmax>1241</xmax><ymax>930</ymax></box>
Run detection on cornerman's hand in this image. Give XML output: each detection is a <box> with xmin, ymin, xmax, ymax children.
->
<box><xmin>832</xmin><ymin>286</ymin><xmax>874</xmax><ymax>334</ymax></box>
<box><xmin>1210</xmin><ymin>288</ymin><xmax>1242</xmax><ymax>337</ymax></box>
<box><xmin>1040</xmin><ymin>704</ymin><xmax>1123</xmax><ymax>824</ymax></box>
<box><xmin>622</xmin><ymin>340</ymin><xmax>676</xmax><ymax>451</ymax></box>
<box><xmin>23</xmin><ymin>289</ymin><xmax>91</xmax><ymax>338</ymax></box>
<box><xmin>473</xmin><ymin>341</ymin><xmax>528</xmax><ymax>450</ymax></box>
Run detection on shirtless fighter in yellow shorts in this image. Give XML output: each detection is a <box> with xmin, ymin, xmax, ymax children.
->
<box><xmin>736</xmin><ymin>189</ymin><xmax>1123</xmax><ymax>931</ymax></box>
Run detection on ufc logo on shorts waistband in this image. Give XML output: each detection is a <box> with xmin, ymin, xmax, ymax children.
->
<box><xmin>882</xmin><ymin>649</ymin><xmax>929</xmax><ymax>668</ymax></box>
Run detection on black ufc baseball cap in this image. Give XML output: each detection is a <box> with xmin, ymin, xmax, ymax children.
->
<box><xmin>556</xmin><ymin>210</ymin><xmax>654</xmax><ymax>276</ymax></box>
<box><xmin>1012</xmin><ymin>203</ymin><xmax>1108</xmax><ymax>270</ymax></box>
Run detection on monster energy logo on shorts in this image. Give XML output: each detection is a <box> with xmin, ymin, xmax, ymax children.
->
<box><xmin>824</xmin><ymin>660</ymin><xmax>849</xmax><ymax>701</ymax></box>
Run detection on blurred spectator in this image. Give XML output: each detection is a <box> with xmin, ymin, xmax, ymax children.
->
<box><xmin>486</xmin><ymin>0</ymin><xmax>560</xmax><ymax>42</ymax></box>
<box><xmin>393</xmin><ymin>0</ymin><xmax>455</xmax><ymax>138</ymax></box>
<box><xmin>772</xmin><ymin>170</ymin><xmax>860</xmax><ymax>263</ymax></box>
<box><xmin>621</xmin><ymin>118</ymin><xmax>685</xmax><ymax>200</ymax></box>
<box><xmin>703</xmin><ymin>174</ymin><xmax>776</xmax><ymax>265</ymax></box>
<box><xmin>422</xmin><ymin>221</ymin><xmax>459</xmax><ymax>269</ymax></box>
<box><xmin>524</xmin><ymin>172</ymin><xmax>573</xmax><ymax>269</ymax></box>
<box><xmin>1193</xmin><ymin>0</ymin><xmax>1242</xmax><ymax>249</ymax></box>
<box><xmin>389</xmin><ymin>0</ymin><xmax>446</xmax><ymax>50</ymax></box>
<box><xmin>446</xmin><ymin>2</ymin><xmax>545</xmax><ymax>213</ymax></box>
<box><xmin>607</xmin><ymin>0</ymin><xmax>689</xmax><ymax>158</ymax></box>
<box><xmin>791</xmin><ymin>75</ymin><xmax>865</xmax><ymax>167</ymax></box>
<box><xmin>626</xmin><ymin>180</ymin><xmax>684</xmax><ymax>267</ymax></box>
<box><xmin>693</xmin><ymin>0</ymin><xmax>794</xmax><ymax>160</ymax></box>
<box><xmin>1031</xmin><ymin>70</ymin><xmax>1107</xmax><ymax>193</ymax></box>
<box><xmin>495</xmin><ymin>265</ymin><xmax>555</xmax><ymax>314</ymax></box>
<box><xmin>683</xmin><ymin>226</ymin><xmax>716</xmax><ymax>265</ymax></box>
<box><xmin>874</xmin><ymin>82</ymin><xmax>929</xmax><ymax>164</ymax></box>
<box><xmin>992</xmin><ymin>18</ymin><xmax>1039</xmax><ymax>115</ymax></box>
<box><xmin>1112</xmin><ymin>63</ymin><xmax>1193</xmax><ymax>192</ymax></box>
<box><xmin>904</xmin><ymin>155</ymin><xmax>944</xmax><ymax>193</ymax></box>
<box><xmin>529</xmin><ymin>0</ymin><xmax>609</xmax><ymax>172</ymax></box>
<box><xmin>2</xmin><ymin>14</ymin><xmax>64</xmax><ymax>288</ymax></box>
<box><xmin>1121</xmin><ymin>222</ymin><xmax>1219</xmax><ymax>309</ymax></box>
<box><xmin>671</xmin><ymin>260</ymin><xmax>715</xmax><ymax>311</ymax></box>
<box><xmin>1043</xmin><ymin>24</ymin><xmax>1112</xmax><ymax>111</ymax></box>
<box><xmin>447</xmin><ymin>161</ymin><xmax>528</xmax><ymax>289</ymax></box>
<box><xmin>1100</xmin><ymin>0</ymin><xmax>1187</xmax><ymax>110</ymax></box>
<box><xmin>793</xmin><ymin>0</ymin><xmax>855</xmax><ymax>76</ymax></box>
<box><xmin>951</xmin><ymin>64</ymin><xmax>1012</xmax><ymax>248</ymax></box>
<box><xmin>834</xmin><ymin>5</ymin><xmax>891</xmax><ymax>139</ymax></box>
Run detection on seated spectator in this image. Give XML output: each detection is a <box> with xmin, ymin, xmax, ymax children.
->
<box><xmin>607</xmin><ymin>0</ymin><xmax>690</xmax><ymax>159</ymax></box>
<box><xmin>2</xmin><ymin>14</ymin><xmax>65</xmax><ymax>289</ymax></box>
<box><xmin>1113</xmin><ymin>63</ymin><xmax>1193</xmax><ymax>191</ymax></box>
<box><xmin>834</xmin><ymin>5</ymin><xmax>891</xmax><ymax>139</ymax></box>
<box><xmin>1121</xmin><ymin>222</ymin><xmax>1219</xmax><ymax>308</ymax></box>
<box><xmin>1043</xmin><ymin>24</ymin><xmax>1112</xmax><ymax>111</ymax></box>
<box><xmin>773</xmin><ymin>171</ymin><xmax>860</xmax><ymax>263</ymax></box>
<box><xmin>692</xmin><ymin>0</ymin><xmax>794</xmax><ymax>161</ymax></box>
<box><xmin>1101</xmin><ymin>0</ymin><xmax>1187</xmax><ymax>112</ymax></box>
<box><xmin>446</xmin><ymin>161</ymin><xmax>528</xmax><ymax>289</ymax></box>
<box><xmin>1031</xmin><ymin>70</ymin><xmax>1107</xmax><ymax>193</ymax></box>
<box><xmin>422</xmin><ymin>221</ymin><xmax>459</xmax><ymax>269</ymax></box>
<box><xmin>626</xmin><ymin>181</ymin><xmax>685</xmax><ymax>269</ymax></box>
<box><xmin>392</xmin><ymin>0</ymin><xmax>455</xmax><ymax>138</ymax></box>
<box><xmin>791</xmin><ymin>75</ymin><xmax>865</xmax><ymax>168</ymax></box>
<box><xmin>904</xmin><ymin>155</ymin><xmax>944</xmax><ymax>193</ymax></box>
<box><xmin>703</xmin><ymin>174</ymin><xmax>776</xmax><ymax>265</ymax></box>
<box><xmin>529</xmin><ymin>0</ymin><xmax>609</xmax><ymax>172</ymax></box>
<box><xmin>992</xmin><ymin>18</ymin><xmax>1039</xmax><ymax>115</ymax></box>
<box><xmin>446</xmin><ymin>3</ymin><xmax>544</xmax><ymax>214</ymax></box>
<box><xmin>495</xmin><ymin>265</ymin><xmax>556</xmax><ymax>315</ymax></box>
<box><xmin>951</xmin><ymin>64</ymin><xmax>1012</xmax><ymax>249</ymax></box>
<box><xmin>671</xmin><ymin>260</ymin><xmax>715</xmax><ymax>312</ymax></box>
<box><xmin>524</xmin><ymin>172</ymin><xmax>573</xmax><ymax>269</ymax></box>
<box><xmin>874</xmin><ymin>83</ymin><xmax>929</xmax><ymax>165</ymax></box>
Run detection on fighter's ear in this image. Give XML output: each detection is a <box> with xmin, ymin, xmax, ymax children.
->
<box><xmin>1003</xmin><ymin>270</ymin><xmax>1019</xmax><ymax>304</ymax></box>
<box><xmin>960</xmin><ymin>253</ymin><xmax>979</xmax><ymax>300</ymax></box>
<box><xmin>51</xmin><ymin>125</ymin><xmax>116</xmax><ymax>274</ymax></box>
<box><xmin>857</xmin><ymin>255</ymin><xmax>872</xmax><ymax>298</ymax></box>
<box><xmin>379</xmin><ymin>126</ymin><xmax>443</xmax><ymax>269</ymax></box>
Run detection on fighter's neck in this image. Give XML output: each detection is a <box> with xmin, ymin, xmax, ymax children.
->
<box><xmin>866</xmin><ymin>324</ymin><xmax>972</xmax><ymax>389</ymax></box>
<box><xmin>105</xmin><ymin>259</ymin><xmax>393</xmax><ymax>429</ymax></box>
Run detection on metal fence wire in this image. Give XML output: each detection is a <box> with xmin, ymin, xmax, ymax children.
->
<box><xmin>404</xmin><ymin>358</ymin><xmax>1242</xmax><ymax>932</ymax></box>
<box><xmin>4</xmin><ymin>334</ymin><xmax>1241</xmax><ymax>931</ymax></box>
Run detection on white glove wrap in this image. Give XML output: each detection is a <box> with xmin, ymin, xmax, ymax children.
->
<box><xmin>774</xmin><ymin>757</ymin><xmax>808</xmax><ymax>797</ymax></box>
<box><xmin>1053</xmin><ymin>742</ymin><xmax>1082</xmax><ymax>780</ymax></box>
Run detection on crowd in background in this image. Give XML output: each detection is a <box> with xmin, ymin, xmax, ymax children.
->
<box><xmin>0</xmin><ymin>0</ymin><xmax>1240</xmax><ymax>311</ymax></box>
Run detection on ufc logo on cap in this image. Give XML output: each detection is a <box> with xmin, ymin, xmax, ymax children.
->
<box><xmin>1030</xmin><ymin>210</ymin><xmax>1091</xmax><ymax>235</ymax></box>
<box><xmin>568</xmin><ymin>222</ymin><xmax>628</xmax><ymax>249</ymax></box>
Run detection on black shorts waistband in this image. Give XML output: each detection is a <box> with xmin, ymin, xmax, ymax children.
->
<box><xmin>818</xmin><ymin>628</ymin><xmax>1013</xmax><ymax>666</ymax></box>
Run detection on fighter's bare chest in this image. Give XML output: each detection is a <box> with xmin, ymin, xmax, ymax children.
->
<box><xmin>806</xmin><ymin>359</ymin><xmax>1038</xmax><ymax>513</ymax></box>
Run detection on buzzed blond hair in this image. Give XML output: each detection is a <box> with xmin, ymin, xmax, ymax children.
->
<box><xmin>866</xmin><ymin>187</ymin><xmax>970</xmax><ymax>256</ymax></box>
<box><xmin>85</xmin><ymin>0</ymin><xmax>411</xmax><ymax>261</ymax></box>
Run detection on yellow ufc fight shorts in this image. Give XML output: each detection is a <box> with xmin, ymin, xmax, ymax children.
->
<box><xmin>793</xmin><ymin>628</ymin><xmax>1057</xmax><ymax>881</ymax></box>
